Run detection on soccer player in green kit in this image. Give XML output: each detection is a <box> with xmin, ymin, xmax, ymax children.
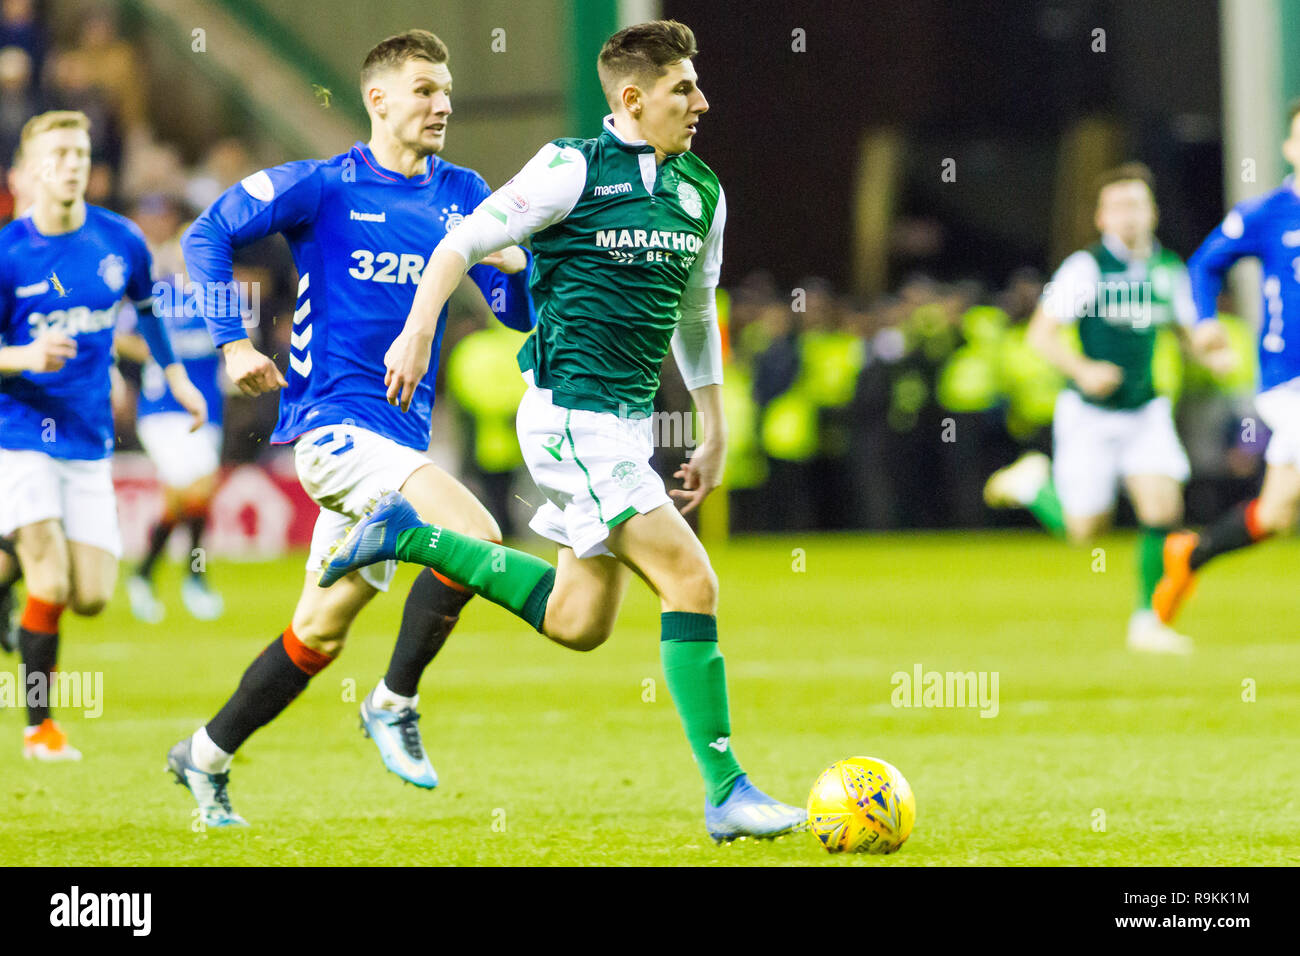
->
<box><xmin>321</xmin><ymin>20</ymin><xmax>806</xmax><ymax>841</ymax></box>
<box><xmin>984</xmin><ymin>164</ymin><xmax>1233</xmax><ymax>653</ymax></box>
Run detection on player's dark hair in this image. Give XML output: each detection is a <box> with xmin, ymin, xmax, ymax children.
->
<box><xmin>597</xmin><ymin>19</ymin><xmax>697</xmax><ymax>109</ymax></box>
<box><xmin>1093</xmin><ymin>162</ymin><xmax>1156</xmax><ymax>200</ymax></box>
<box><xmin>360</xmin><ymin>29</ymin><xmax>448</xmax><ymax>91</ymax></box>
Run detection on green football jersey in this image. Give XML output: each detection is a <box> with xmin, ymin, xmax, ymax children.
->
<box><xmin>1043</xmin><ymin>236</ymin><xmax>1195</xmax><ymax>410</ymax></box>
<box><xmin>479</xmin><ymin>116</ymin><xmax>725</xmax><ymax>416</ymax></box>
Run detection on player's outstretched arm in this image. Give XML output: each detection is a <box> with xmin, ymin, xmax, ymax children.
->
<box><xmin>183</xmin><ymin>162</ymin><xmax>322</xmax><ymax>395</ymax></box>
<box><xmin>1187</xmin><ymin>202</ymin><xmax>1260</xmax><ymax>323</ymax></box>
<box><xmin>387</xmin><ymin>142</ymin><xmax>587</xmax><ymax>411</ymax></box>
<box><xmin>386</xmin><ymin>244</ymin><xmax>472</xmax><ymax>412</ymax></box>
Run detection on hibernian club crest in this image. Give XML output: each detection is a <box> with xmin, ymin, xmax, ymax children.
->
<box><xmin>676</xmin><ymin>181</ymin><xmax>703</xmax><ymax>218</ymax></box>
<box><xmin>98</xmin><ymin>254</ymin><xmax>126</xmax><ymax>293</ymax></box>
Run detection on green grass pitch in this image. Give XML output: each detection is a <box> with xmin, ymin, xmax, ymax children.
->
<box><xmin>2</xmin><ymin>531</ymin><xmax>1297</xmax><ymax>866</ymax></box>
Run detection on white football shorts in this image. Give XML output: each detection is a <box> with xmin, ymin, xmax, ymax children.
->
<box><xmin>294</xmin><ymin>424</ymin><xmax>432</xmax><ymax>591</ymax></box>
<box><xmin>1052</xmin><ymin>390</ymin><xmax>1191</xmax><ymax>517</ymax></box>
<box><xmin>0</xmin><ymin>448</ymin><xmax>122</xmax><ymax>556</ymax></box>
<box><xmin>136</xmin><ymin>412</ymin><xmax>223</xmax><ymax>489</ymax></box>
<box><xmin>1253</xmin><ymin>377</ymin><xmax>1300</xmax><ymax>468</ymax></box>
<box><xmin>517</xmin><ymin>372</ymin><xmax>671</xmax><ymax>559</ymax></box>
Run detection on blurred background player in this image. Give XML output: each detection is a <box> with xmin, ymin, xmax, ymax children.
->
<box><xmin>116</xmin><ymin>193</ymin><xmax>226</xmax><ymax>622</ymax></box>
<box><xmin>166</xmin><ymin>30</ymin><xmax>536</xmax><ymax>826</ymax></box>
<box><xmin>331</xmin><ymin>20</ymin><xmax>806</xmax><ymax>842</ymax></box>
<box><xmin>0</xmin><ymin>533</ymin><xmax>18</xmax><ymax>652</ymax></box>
<box><xmin>0</xmin><ymin>134</ymin><xmax>36</xmax><ymax>654</ymax></box>
<box><xmin>1154</xmin><ymin>100</ymin><xmax>1300</xmax><ymax>625</ymax></box>
<box><xmin>983</xmin><ymin>164</ymin><xmax>1229</xmax><ymax>654</ymax></box>
<box><xmin>0</xmin><ymin>109</ymin><xmax>205</xmax><ymax>760</ymax></box>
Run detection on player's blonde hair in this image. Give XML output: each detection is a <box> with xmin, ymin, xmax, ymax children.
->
<box><xmin>19</xmin><ymin>109</ymin><xmax>90</xmax><ymax>149</ymax></box>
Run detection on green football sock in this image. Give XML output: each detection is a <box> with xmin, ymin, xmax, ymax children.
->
<box><xmin>395</xmin><ymin>526</ymin><xmax>554</xmax><ymax>631</ymax></box>
<box><xmin>660</xmin><ymin>612</ymin><xmax>745</xmax><ymax>806</ymax></box>
<box><xmin>1027</xmin><ymin>479</ymin><xmax>1067</xmax><ymax>538</ymax></box>
<box><xmin>1136</xmin><ymin>526</ymin><xmax>1169</xmax><ymax>610</ymax></box>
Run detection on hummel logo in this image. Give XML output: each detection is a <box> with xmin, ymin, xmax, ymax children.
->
<box><xmin>707</xmin><ymin>736</ymin><xmax>730</xmax><ymax>752</ymax></box>
<box><xmin>350</xmin><ymin>210</ymin><xmax>386</xmax><ymax>222</ymax></box>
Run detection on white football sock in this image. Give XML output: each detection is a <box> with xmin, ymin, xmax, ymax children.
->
<box><xmin>371</xmin><ymin>678</ymin><xmax>417</xmax><ymax>712</ymax></box>
<box><xmin>190</xmin><ymin>726</ymin><xmax>234</xmax><ymax>773</ymax></box>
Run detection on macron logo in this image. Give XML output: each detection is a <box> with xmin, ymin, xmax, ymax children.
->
<box><xmin>350</xmin><ymin>210</ymin><xmax>386</xmax><ymax>223</ymax></box>
<box><xmin>594</xmin><ymin>182</ymin><xmax>633</xmax><ymax>197</ymax></box>
<box><xmin>50</xmin><ymin>885</ymin><xmax>151</xmax><ymax>936</ymax></box>
<box><xmin>16</xmin><ymin>280</ymin><xmax>49</xmax><ymax>298</ymax></box>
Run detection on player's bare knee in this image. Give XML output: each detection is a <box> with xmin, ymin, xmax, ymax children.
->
<box><xmin>69</xmin><ymin>594</ymin><xmax>109</xmax><ymax>617</ymax></box>
<box><xmin>559</xmin><ymin>627</ymin><xmax>611</xmax><ymax>652</ymax></box>
<box><xmin>26</xmin><ymin>575</ymin><xmax>71</xmax><ymax>606</ymax></box>
<box><xmin>544</xmin><ymin>611</ymin><xmax>613</xmax><ymax>651</ymax></box>
<box><xmin>1138</xmin><ymin>506</ymin><xmax>1182</xmax><ymax>529</ymax></box>
<box><xmin>473</xmin><ymin>513</ymin><xmax>503</xmax><ymax>545</ymax></box>
<box><xmin>1258</xmin><ymin>496</ymin><xmax>1299</xmax><ymax>534</ymax></box>
<box><xmin>290</xmin><ymin>608</ymin><xmax>350</xmax><ymax>657</ymax></box>
<box><xmin>667</xmin><ymin>562</ymin><xmax>718</xmax><ymax>614</ymax></box>
<box><xmin>297</xmin><ymin>625</ymin><xmax>347</xmax><ymax>658</ymax></box>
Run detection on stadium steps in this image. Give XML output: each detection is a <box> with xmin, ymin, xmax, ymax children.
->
<box><xmin>131</xmin><ymin>0</ymin><xmax>366</xmax><ymax>157</ymax></box>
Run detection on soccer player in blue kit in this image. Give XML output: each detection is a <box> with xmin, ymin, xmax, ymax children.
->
<box><xmin>1155</xmin><ymin>99</ymin><xmax>1300</xmax><ymax>625</ymax></box>
<box><xmin>117</xmin><ymin>197</ymin><xmax>229</xmax><ymax>623</ymax></box>
<box><xmin>0</xmin><ymin>111</ymin><xmax>206</xmax><ymax>760</ymax></box>
<box><xmin>167</xmin><ymin>30</ymin><xmax>537</xmax><ymax>826</ymax></box>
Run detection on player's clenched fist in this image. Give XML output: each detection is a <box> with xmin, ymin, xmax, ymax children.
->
<box><xmin>25</xmin><ymin>331</ymin><xmax>77</xmax><ymax>372</ymax></box>
<box><xmin>221</xmin><ymin>337</ymin><xmax>287</xmax><ymax>396</ymax></box>
<box><xmin>384</xmin><ymin>327</ymin><xmax>433</xmax><ymax>413</ymax></box>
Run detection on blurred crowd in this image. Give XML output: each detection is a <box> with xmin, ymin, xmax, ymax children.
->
<box><xmin>0</xmin><ymin>2</ymin><xmax>1267</xmax><ymax>534</ymax></box>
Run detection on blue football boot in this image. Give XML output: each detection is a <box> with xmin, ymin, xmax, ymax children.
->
<box><xmin>166</xmin><ymin>738</ymin><xmax>248</xmax><ymax>828</ymax></box>
<box><xmin>705</xmin><ymin>775</ymin><xmax>807</xmax><ymax>842</ymax></box>
<box><xmin>318</xmin><ymin>491</ymin><xmax>424</xmax><ymax>588</ymax></box>
<box><xmin>360</xmin><ymin>689</ymin><xmax>438</xmax><ymax>789</ymax></box>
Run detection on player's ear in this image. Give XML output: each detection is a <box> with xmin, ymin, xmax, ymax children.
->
<box><xmin>621</xmin><ymin>83</ymin><xmax>641</xmax><ymax>118</ymax></box>
<box><xmin>364</xmin><ymin>82</ymin><xmax>385</xmax><ymax>118</ymax></box>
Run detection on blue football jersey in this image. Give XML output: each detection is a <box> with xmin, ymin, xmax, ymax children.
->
<box><xmin>182</xmin><ymin>142</ymin><xmax>537</xmax><ymax>452</ymax></box>
<box><xmin>1189</xmin><ymin>178</ymin><xmax>1300</xmax><ymax>392</ymax></box>
<box><xmin>0</xmin><ymin>206</ymin><xmax>156</xmax><ymax>460</ymax></box>
<box><xmin>127</xmin><ymin>276</ymin><xmax>224</xmax><ymax>428</ymax></box>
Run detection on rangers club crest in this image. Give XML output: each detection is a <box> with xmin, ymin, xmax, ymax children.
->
<box><xmin>437</xmin><ymin>203</ymin><xmax>465</xmax><ymax>232</ymax></box>
<box><xmin>98</xmin><ymin>254</ymin><xmax>126</xmax><ymax>293</ymax></box>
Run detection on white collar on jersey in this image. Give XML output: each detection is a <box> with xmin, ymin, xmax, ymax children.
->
<box><xmin>603</xmin><ymin>113</ymin><xmax>648</xmax><ymax>147</ymax></box>
<box><xmin>603</xmin><ymin>114</ymin><xmax>661</xmax><ymax>195</ymax></box>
